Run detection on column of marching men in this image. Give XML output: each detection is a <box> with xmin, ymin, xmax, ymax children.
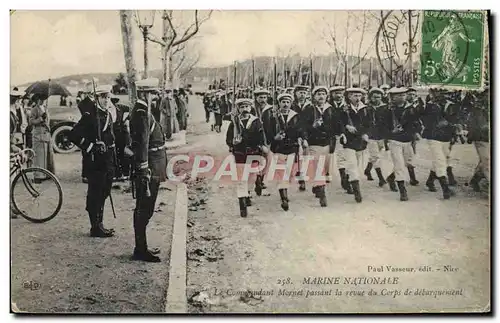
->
<box><xmin>202</xmin><ymin>83</ymin><xmax>490</xmax><ymax>218</ymax></box>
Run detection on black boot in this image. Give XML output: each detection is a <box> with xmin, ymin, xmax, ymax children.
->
<box><xmin>89</xmin><ymin>212</ymin><xmax>114</xmax><ymax>238</ymax></box>
<box><xmin>469</xmin><ymin>171</ymin><xmax>484</xmax><ymax>192</ymax></box>
<box><xmin>345</xmin><ymin>174</ymin><xmax>354</xmax><ymax>194</ymax></box>
<box><xmin>246</xmin><ymin>196</ymin><xmax>252</xmax><ymax>206</ymax></box>
<box><xmin>279</xmin><ymin>189</ymin><xmax>289</xmax><ymax>211</ymax></box>
<box><xmin>339</xmin><ymin>168</ymin><xmax>348</xmax><ymax>190</ymax></box>
<box><xmin>438</xmin><ymin>176</ymin><xmax>452</xmax><ymax>200</ymax></box>
<box><xmin>98</xmin><ymin>209</ymin><xmax>115</xmax><ymax>235</ymax></box>
<box><xmin>425</xmin><ymin>171</ymin><xmax>437</xmax><ymax>192</ymax></box>
<box><xmin>447</xmin><ymin>166</ymin><xmax>457</xmax><ymax>186</ymax></box>
<box><xmin>397</xmin><ymin>181</ymin><xmax>408</xmax><ymax>201</ymax></box>
<box><xmin>387</xmin><ymin>173</ymin><xmax>398</xmax><ymax>192</ymax></box>
<box><xmin>407</xmin><ymin>166</ymin><xmax>419</xmax><ymax>186</ymax></box>
<box><xmin>297</xmin><ymin>171</ymin><xmax>306</xmax><ymax>191</ymax></box>
<box><xmin>364</xmin><ymin>162</ymin><xmax>374</xmax><ymax>181</ymax></box>
<box><xmin>312</xmin><ymin>186</ymin><xmax>320</xmax><ymax>198</ymax></box>
<box><xmin>326</xmin><ymin>172</ymin><xmax>331</xmax><ymax>184</ymax></box>
<box><xmin>254</xmin><ymin>175</ymin><xmax>263</xmax><ymax>196</ymax></box>
<box><xmin>375</xmin><ymin>168</ymin><xmax>386</xmax><ymax>187</ymax></box>
<box><xmin>317</xmin><ymin>185</ymin><xmax>327</xmax><ymax>207</ymax></box>
<box><xmin>239</xmin><ymin>197</ymin><xmax>247</xmax><ymax>217</ymax></box>
<box><xmin>350</xmin><ymin>180</ymin><xmax>362</xmax><ymax>203</ymax></box>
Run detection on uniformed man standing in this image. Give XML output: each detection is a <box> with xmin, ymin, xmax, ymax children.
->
<box><xmin>364</xmin><ymin>87</ymin><xmax>389</xmax><ymax>187</ymax></box>
<box><xmin>340</xmin><ymin>88</ymin><xmax>371</xmax><ymax>203</ymax></box>
<box><xmin>266</xmin><ymin>93</ymin><xmax>302</xmax><ymax>211</ymax></box>
<box><xmin>380</xmin><ymin>87</ymin><xmax>422</xmax><ymax>201</ymax></box>
<box><xmin>69</xmin><ymin>85</ymin><xmax>116</xmax><ymax>237</ymax></box>
<box><xmin>129</xmin><ymin>94</ymin><xmax>168</xmax><ymax>262</ymax></box>
<box><xmin>300</xmin><ymin>86</ymin><xmax>339</xmax><ymax>207</ymax></box>
<box><xmin>110</xmin><ymin>94</ymin><xmax>132</xmax><ymax>181</ymax></box>
<box><xmin>226</xmin><ymin>98</ymin><xmax>266</xmax><ymax>217</ymax></box>
<box><xmin>467</xmin><ymin>87</ymin><xmax>489</xmax><ymax>191</ymax></box>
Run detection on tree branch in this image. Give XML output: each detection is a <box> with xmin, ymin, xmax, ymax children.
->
<box><xmin>163</xmin><ymin>10</ymin><xmax>177</xmax><ymax>51</ymax></box>
<box><xmin>172</xmin><ymin>43</ymin><xmax>186</xmax><ymax>56</ymax></box>
<box><xmin>171</xmin><ymin>10</ymin><xmax>213</xmax><ymax>48</ymax></box>
<box><xmin>146</xmin><ymin>33</ymin><xmax>166</xmax><ymax>46</ymax></box>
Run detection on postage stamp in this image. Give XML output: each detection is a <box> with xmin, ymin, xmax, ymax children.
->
<box><xmin>419</xmin><ymin>10</ymin><xmax>486</xmax><ymax>88</ymax></box>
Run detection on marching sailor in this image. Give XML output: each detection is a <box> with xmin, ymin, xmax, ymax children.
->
<box><xmin>420</xmin><ymin>89</ymin><xmax>460</xmax><ymax>199</ymax></box>
<box><xmin>340</xmin><ymin>87</ymin><xmax>371</xmax><ymax>203</ymax></box>
<box><xmin>267</xmin><ymin>93</ymin><xmax>302</xmax><ymax>211</ymax></box>
<box><xmin>300</xmin><ymin>86</ymin><xmax>338</xmax><ymax>207</ymax></box>
<box><xmin>129</xmin><ymin>92</ymin><xmax>168</xmax><ymax>262</ymax></box>
<box><xmin>226</xmin><ymin>98</ymin><xmax>266</xmax><ymax>217</ymax></box>
<box><xmin>380</xmin><ymin>87</ymin><xmax>422</xmax><ymax>201</ymax></box>
<box><xmin>253</xmin><ymin>88</ymin><xmax>273</xmax><ymax>196</ymax></box>
<box><xmin>364</xmin><ymin>87</ymin><xmax>389</xmax><ymax>187</ymax></box>
<box><xmin>291</xmin><ymin>85</ymin><xmax>310</xmax><ymax>191</ymax></box>
<box><xmin>329</xmin><ymin>85</ymin><xmax>351</xmax><ymax>193</ymax></box>
<box><xmin>69</xmin><ymin>85</ymin><xmax>116</xmax><ymax>238</ymax></box>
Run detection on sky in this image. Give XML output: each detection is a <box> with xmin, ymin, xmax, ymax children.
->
<box><xmin>10</xmin><ymin>10</ymin><xmax>417</xmax><ymax>85</ymax></box>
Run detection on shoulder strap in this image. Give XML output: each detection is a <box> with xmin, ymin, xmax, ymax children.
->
<box><xmin>246</xmin><ymin>115</ymin><xmax>258</xmax><ymax>129</ymax></box>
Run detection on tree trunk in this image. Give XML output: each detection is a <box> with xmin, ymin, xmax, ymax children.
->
<box><xmin>120</xmin><ymin>10</ymin><xmax>138</xmax><ymax>105</ymax></box>
<box><xmin>143</xmin><ymin>28</ymin><xmax>149</xmax><ymax>79</ymax></box>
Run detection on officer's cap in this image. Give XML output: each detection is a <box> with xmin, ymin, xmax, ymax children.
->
<box><xmin>346</xmin><ymin>87</ymin><xmax>367</xmax><ymax>94</ymax></box>
<box><xmin>329</xmin><ymin>86</ymin><xmax>345</xmax><ymax>92</ymax></box>
<box><xmin>368</xmin><ymin>87</ymin><xmax>384</xmax><ymax>96</ymax></box>
<box><xmin>294</xmin><ymin>85</ymin><xmax>308</xmax><ymax>92</ymax></box>
<box><xmin>95</xmin><ymin>84</ymin><xmax>113</xmax><ymax>95</ymax></box>
<box><xmin>277</xmin><ymin>93</ymin><xmax>293</xmax><ymax>102</ymax></box>
<box><xmin>10</xmin><ymin>88</ymin><xmax>24</xmax><ymax>97</ymax></box>
<box><xmin>254</xmin><ymin>88</ymin><xmax>270</xmax><ymax>96</ymax></box>
<box><xmin>236</xmin><ymin>98</ymin><xmax>253</xmax><ymax>107</ymax></box>
<box><xmin>312</xmin><ymin>86</ymin><xmax>328</xmax><ymax>95</ymax></box>
<box><xmin>380</xmin><ymin>84</ymin><xmax>391</xmax><ymax>90</ymax></box>
<box><xmin>387</xmin><ymin>87</ymin><xmax>408</xmax><ymax>95</ymax></box>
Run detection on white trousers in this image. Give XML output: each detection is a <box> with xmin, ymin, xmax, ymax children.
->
<box><xmin>306</xmin><ymin>145</ymin><xmax>330</xmax><ymax>187</ymax></box>
<box><xmin>388</xmin><ymin>140</ymin><xmax>414</xmax><ymax>181</ymax></box>
<box><xmin>367</xmin><ymin>139</ymin><xmax>385</xmax><ymax>169</ymax></box>
<box><xmin>344</xmin><ymin>148</ymin><xmax>366</xmax><ymax>182</ymax></box>
<box><xmin>474</xmin><ymin>141</ymin><xmax>490</xmax><ymax>182</ymax></box>
<box><xmin>427</xmin><ymin>139</ymin><xmax>450</xmax><ymax>178</ymax></box>
<box><xmin>235</xmin><ymin>163</ymin><xmax>258</xmax><ymax>198</ymax></box>
<box><xmin>270</xmin><ymin>152</ymin><xmax>297</xmax><ymax>189</ymax></box>
<box><xmin>335</xmin><ymin>136</ymin><xmax>347</xmax><ymax>169</ymax></box>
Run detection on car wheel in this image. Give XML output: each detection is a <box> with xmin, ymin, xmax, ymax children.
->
<box><xmin>52</xmin><ymin>125</ymin><xmax>79</xmax><ymax>154</ymax></box>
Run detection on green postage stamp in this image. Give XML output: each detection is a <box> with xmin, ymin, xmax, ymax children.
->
<box><xmin>420</xmin><ymin>10</ymin><xmax>486</xmax><ymax>88</ymax></box>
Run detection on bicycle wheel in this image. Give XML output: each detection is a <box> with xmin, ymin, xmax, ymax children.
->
<box><xmin>11</xmin><ymin>167</ymin><xmax>63</xmax><ymax>223</ymax></box>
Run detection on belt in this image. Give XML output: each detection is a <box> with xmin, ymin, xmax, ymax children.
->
<box><xmin>108</xmin><ymin>144</ymin><xmax>115</xmax><ymax>149</ymax></box>
<box><xmin>149</xmin><ymin>143</ymin><xmax>167</xmax><ymax>152</ymax></box>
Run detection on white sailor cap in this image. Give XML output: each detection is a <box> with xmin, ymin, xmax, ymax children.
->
<box><xmin>387</xmin><ymin>87</ymin><xmax>408</xmax><ymax>95</ymax></box>
<box><xmin>294</xmin><ymin>85</ymin><xmax>309</xmax><ymax>92</ymax></box>
<box><xmin>329</xmin><ymin>86</ymin><xmax>345</xmax><ymax>92</ymax></box>
<box><xmin>407</xmin><ymin>87</ymin><xmax>417</xmax><ymax>92</ymax></box>
<box><xmin>95</xmin><ymin>84</ymin><xmax>113</xmax><ymax>95</ymax></box>
<box><xmin>235</xmin><ymin>98</ymin><xmax>253</xmax><ymax>106</ymax></box>
<box><xmin>10</xmin><ymin>89</ymin><xmax>24</xmax><ymax>97</ymax></box>
<box><xmin>346</xmin><ymin>87</ymin><xmax>367</xmax><ymax>94</ymax></box>
<box><xmin>368</xmin><ymin>87</ymin><xmax>384</xmax><ymax>95</ymax></box>
<box><xmin>277</xmin><ymin>93</ymin><xmax>293</xmax><ymax>102</ymax></box>
<box><xmin>312</xmin><ymin>86</ymin><xmax>328</xmax><ymax>95</ymax></box>
<box><xmin>380</xmin><ymin>84</ymin><xmax>391</xmax><ymax>90</ymax></box>
<box><xmin>254</xmin><ymin>88</ymin><xmax>270</xmax><ymax>96</ymax></box>
<box><xmin>136</xmin><ymin>77</ymin><xmax>159</xmax><ymax>91</ymax></box>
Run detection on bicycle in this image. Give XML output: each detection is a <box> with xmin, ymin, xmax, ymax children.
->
<box><xmin>10</xmin><ymin>148</ymin><xmax>63</xmax><ymax>223</ymax></box>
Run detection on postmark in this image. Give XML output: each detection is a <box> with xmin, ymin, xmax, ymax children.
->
<box><xmin>419</xmin><ymin>10</ymin><xmax>486</xmax><ymax>88</ymax></box>
<box><xmin>375</xmin><ymin>10</ymin><xmax>421</xmax><ymax>85</ymax></box>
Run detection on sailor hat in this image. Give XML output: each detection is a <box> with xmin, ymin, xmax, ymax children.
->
<box><xmin>235</xmin><ymin>98</ymin><xmax>253</xmax><ymax>106</ymax></box>
<box><xmin>346</xmin><ymin>87</ymin><xmax>367</xmax><ymax>94</ymax></box>
<box><xmin>95</xmin><ymin>84</ymin><xmax>113</xmax><ymax>95</ymax></box>
<box><xmin>387</xmin><ymin>87</ymin><xmax>408</xmax><ymax>94</ymax></box>
<box><xmin>368</xmin><ymin>87</ymin><xmax>384</xmax><ymax>95</ymax></box>
<box><xmin>294</xmin><ymin>85</ymin><xmax>309</xmax><ymax>92</ymax></box>
<box><xmin>254</xmin><ymin>88</ymin><xmax>271</xmax><ymax>96</ymax></box>
<box><xmin>380</xmin><ymin>84</ymin><xmax>391</xmax><ymax>90</ymax></box>
<box><xmin>329</xmin><ymin>86</ymin><xmax>345</xmax><ymax>92</ymax></box>
<box><xmin>277</xmin><ymin>93</ymin><xmax>293</xmax><ymax>102</ymax></box>
<box><xmin>312</xmin><ymin>86</ymin><xmax>328</xmax><ymax>95</ymax></box>
<box><xmin>10</xmin><ymin>88</ymin><xmax>24</xmax><ymax>97</ymax></box>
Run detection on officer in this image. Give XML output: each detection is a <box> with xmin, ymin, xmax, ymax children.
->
<box><xmin>110</xmin><ymin>94</ymin><xmax>132</xmax><ymax>181</ymax></box>
<box><xmin>300</xmin><ymin>86</ymin><xmax>339</xmax><ymax>207</ymax></box>
<box><xmin>380</xmin><ymin>87</ymin><xmax>422</xmax><ymax>201</ymax></box>
<box><xmin>267</xmin><ymin>93</ymin><xmax>302</xmax><ymax>211</ymax></box>
<box><xmin>341</xmin><ymin>87</ymin><xmax>371</xmax><ymax>203</ymax></box>
<box><xmin>69</xmin><ymin>85</ymin><xmax>116</xmax><ymax>237</ymax></box>
<box><xmin>226</xmin><ymin>98</ymin><xmax>266</xmax><ymax>217</ymax></box>
<box><xmin>129</xmin><ymin>92</ymin><xmax>168</xmax><ymax>262</ymax></box>
<box><xmin>364</xmin><ymin>87</ymin><xmax>389</xmax><ymax>187</ymax></box>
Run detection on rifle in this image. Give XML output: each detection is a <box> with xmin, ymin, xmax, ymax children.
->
<box><xmin>231</xmin><ymin>62</ymin><xmax>243</xmax><ymax>145</ymax></box>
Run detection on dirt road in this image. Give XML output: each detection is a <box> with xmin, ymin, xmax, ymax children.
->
<box><xmin>183</xmin><ymin>96</ymin><xmax>490</xmax><ymax>313</ymax></box>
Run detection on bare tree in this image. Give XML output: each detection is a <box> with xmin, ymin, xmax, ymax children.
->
<box><xmin>171</xmin><ymin>42</ymin><xmax>202</xmax><ymax>83</ymax></box>
<box><xmin>145</xmin><ymin>10</ymin><xmax>213</xmax><ymax>89</ymax></box>
<box><xmin>120</xmin><ymin>10</ymin><xmax>138</xmax><ymax>105</ymax></box>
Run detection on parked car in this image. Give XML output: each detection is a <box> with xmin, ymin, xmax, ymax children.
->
<box><xmin>49</xmin><ymin>105</ymin><xmax>81</xmax><ymax>154</ymax></box>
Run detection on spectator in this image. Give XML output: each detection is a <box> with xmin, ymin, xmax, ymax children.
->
<box><xmin>29</xmin><ymin>94</ymin><xmax>55</xmax><ymax>182</ymax></box>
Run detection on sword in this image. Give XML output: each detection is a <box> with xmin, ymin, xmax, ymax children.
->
<box><xmin>108</xmin><ymin>190</ymin><xmax>117</xmax><ymax>219</ymax></box>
